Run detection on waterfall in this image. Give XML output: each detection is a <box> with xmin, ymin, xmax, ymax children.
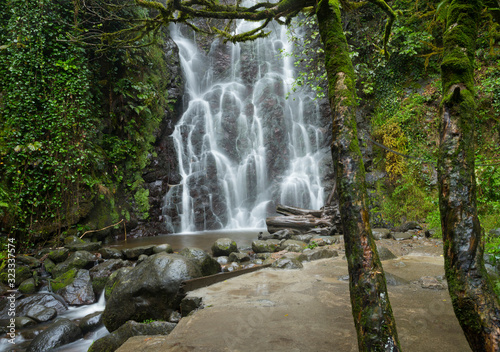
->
<box><xmin>163</xmin><ymin>18</ymin><xmax>326</xmax><ymax>233</ymax></box>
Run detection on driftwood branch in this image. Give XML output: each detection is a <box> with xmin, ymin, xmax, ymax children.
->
<box><xmin>80</xmin><ymin>219</ymin><xmax>125</xmax><ymax>239</ymax></box>
<box><xmin>276</xmin><ymin>204</ymin><xmax>323</xmax><ymax>217</ymax></box>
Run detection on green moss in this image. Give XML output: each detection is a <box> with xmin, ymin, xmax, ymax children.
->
<box><xmin>51</xmin><ymin>268</ymin><xmax>77</xmax><ymax>292</ymax></box>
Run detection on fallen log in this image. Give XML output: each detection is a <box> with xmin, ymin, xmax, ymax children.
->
<box><xmin>266</xmin><ymin>215</ymin><xmax>331</xmax><ymax>233</ymax></box>
<box><xmin>276</xmin><ymin>204</ymin><xmax>323</xmax><ymax>217</ymax></box>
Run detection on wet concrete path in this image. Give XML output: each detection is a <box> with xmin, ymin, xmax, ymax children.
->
<box><xmin>116</xmin><ymin>248</ymin><xmax>471</xmax><ymax>352</ymax></box>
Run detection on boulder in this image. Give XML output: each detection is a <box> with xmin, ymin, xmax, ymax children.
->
<box><xmin>211</xmin><ymin>238</ymin><xmax>238</xmax><ymax>256</ymax></box>
<box><xmin>15</xmin><ymin>316</ymin><xmax>36</xmax><ymax>329</ymax></box>
<box><xmin>0</xmin><ymin>265</ymin><xmax>31</xmax><ymax>286</ymax></box>
<box><xmin>88</xmin><ymin>320</ymin><xmax>176</xmax><ymax>352</ymax></box>
<box><xmin>0</xmin><ymin>293</ymin><xmax>68</xmax><ymax>318</ymax></box>
<box><xmin>279</xmin><ymin>240</ymin><xmax>307</xmax><ymax>252</ymax></box>
<box><xmin>16</xmin><ymin>255</ymin><xmax>41</xmax><ymax>268</ymax></box>
<box><xmin>90</xmin><ymin>259</ymin><xmax>131</xmax><ymax>295</ymax></box>
<box><xmin>377</xmin><ymin>246</ymin><xmax>397</xmax><ymax>261</ymax></box>
<box><xmin>228</xmin><ymin>252</ymin><xmax>251</xmax><ymax>263</ymax></box>
<box><xmin>104</xmin><ymin>267</ymin><xmax>133</xmax><ymax>300</ymax></box>
<box><xmin>252</xmin><ymin>240</ymin><xmax>280</xmax><ymax>253</ymax></box>
<box><xmin>180</xmin><ymin>296</ymin><xmax>203</xmax><ymax>317</ymax></box>
<box><xmin>64</xmin><ymin>235</ymin><xmax>85</xmax><ymax>245</ymax></box>
<box><xmin>122</xmin><ymin>245</ymin><xmax>156</xmax><ymax>260</ymax></box>
<box><xmin>372</xmin><ymin>228</ymin><xmax>391</xmax><ymax>240</ymax></box>
<box><xmin>216</xmin><ymin>256</ymin><xmax>229</xmax><ymax>265</ymax></box>
<box><xmin>53</xmin><ymin>269</ymin><xmax>95</xmax><ymax>305</ymax></box>
<box><xmin>27</xmin><ymin>319</ymin><xmax>82</xmax><ymax>352</ymax></box>
<box><xmin>298</xmin><ymin>248</ymin><xmax>339</xmax><ymax>262</ymax></box>
<box><xmin>310</xmin><ymin>236</ymin><xmax>338</xmax><ymax>246</ymax></box>
<box><xmin>98</xmin><ymin>247</ymin><xmax>124</xmax><ymax>259</ymax></box>
<box><xmin>395</xmin><ymin>221</ymin><xmax>422</xmax><ymax>232</ymax></box>
<box><xmin>291</xmin><ymin>234</ymin><xmax>313</xmax><ymax>243</ymax></box>
<box><xmin>47</xmin><ymin>248</ymin><xmax>70</xmax><ymax>263</ymax></box>
<box><xmin>259</xmin><ymin>228</ymin><xmax>302</xmax><ymax>241</ymax></box>
<box><xmin>18</xmin><ymin>278</ymin><xmax>37</xmax><ymax>294</ymax></box>
<box><xmin>27</xmin><ymin>318</ymin><xmax>82</xmax><ymax>352</ymax></box>
<box><xmin>79</xmin><ymin>311</ymin><xmax>103</xmax><ymax>334</ymax></box>
<box><xmin>153</xmin><ymin>244</ymin><xmax>174</xmax><ymax>254</ymax></box>
<box><xmin>65</xmin><ymin>242</ymin><xmax>102</xmax><ymax>252</ymax></box>
<box><xmin>51</xmin><ymin>250</ymin><xmax>96</xmax><ymax>278</ymax></box>
<box><xmin>26</xmin><ymin>305</ymin><xmax>57</xmax><ymax>323</ymax></box>
<box><xmin>179</xmin><ymin>248</ymin><xmax>221</xmax><ymax>276</ymax></box>
<box><xmin>43</xmin><ymin>258</ymin><xmax>56</xmax><ymax>275</ymax></box>
<box><xmin>102</xmin><ymin>253</ymin><xmax>202</xmax><ymax>332</ymax></box>
<box><xmin>391</xmin><ymin>232</ymin><xmax>413</xmax><ymax>241</ymax></box>
<box><xmin>271</xmin><ymin>257</ymin><xmax>303</xmax><ymax>269</ymax></box>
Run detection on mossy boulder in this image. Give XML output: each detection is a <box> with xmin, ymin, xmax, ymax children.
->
<box><xmin>51</xmin><ymin>269</ymin><xmax>78</xmax><ymax>292</ymax></box>
<box><xmin>43</xmin><ymin>258</ymin><xmax>56</xmax><ymax>274</ymax></box>
<box><xmin>278</xmin><ymin>240</ymin><xmax>307</xmax><ymax>252</ymax></box>
<box><xmin>51</xmin><ymin>250</ymin><xmax>96</xmax><ymax>278</ymax></box>
<box><xmin>98</xmin><ymin>247</ymin><xmax>124</xmax><ymax>259</ymax></box>
<box><xmin>211</xmin><ymin>238</ymin><xmax>238</xmax><ymax>257</ymax></box>
<box><xmin>53</xmin><ymin>269</ymin><xmax>95</xmax><ymax>305</ymax></box>
<box><xmin>153</xmin><ymin>244</ymin><xmax>174</xmax><ymax>254</ymax></box>
<box><xmin>252</xmin><ymin>240</ymin><xmax>280</xmax><ymax>253</ymax></box>
<box><xmin>122</xmin><ymin>245</ymin><xmax>156</xmax><ymax>260</ymax></box>
<box><xmin>64</xmin><ymin>236</ymin><xmax>85</xmax><ymax>245</ymax></box>
<box><xmin>89</xmin><ymin>259</ymin><xmax>131</xmax><ymax>295</ymax></box>
<box><xmin>178</xmin><ymin>248</ymin><xmax>221</xmax><ymax>276</ymax></box>
<box><xmin>27</xmin><ymin>318</ymin><xmax>82</xmax><ymax>352</ymax></box>
<box><xmin>1</xmin><ymin>266</ymin><xmax>32</xmax><ymax>286</ymax></box>
<box><xmin>104</xmin><ymin>267</ymin><xmax>133</xmax><ymax>300</ymax></box>
<box><xmin>271</xmin><ymin>257</ymin><xmax>303</xmax><ymax>269</ymax></box>
<box><xmin>47</xmin><ymin>248</ymin><xmax>70</xmax><ymax>263</ymax></box>
<box><xmin>18</xmin><ymin>278</ymin><xmax>37</xmax><ymax>294</ymax></box>
<box><xmin>65</xmin><ymin>242</ymin><xmax>102</xmax><ymax>252</ymax></box>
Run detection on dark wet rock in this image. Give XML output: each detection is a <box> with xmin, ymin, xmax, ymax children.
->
<box><xmin>122</xmin><ymin>245</ymin><xmax>156</xmax><ymax>260</ymax></box>
<box><xmin>51</xmin><ymin>250</ymin><xmax>96</xmax><ymax>278</ymax></box>
<box><xmin>252</xmin><ymin>240</ymin><xmax>280</xmax><ymax>253</ymax></box>
<box><xmin>179</xmin><ymin>247</ymin><xmax>221</xmax><ymax>276</ymax></box>
<box><xmin>391</xmin><ymin>232</ymin><xmax>413</xmax><ymax>241</ymax></box>
<box><xmin>53</xmin><ymin>269</ymin><xmax>95</xmax><ymax>305</ymax></box>
<box><xmin>169</xmin><ymin>311</ymin><xmax>182</xmax><ymax>323</ymax></box>
<box><xmin>216</xmin><ymin>256</ymin><xmax>229</xmax><ymax>265</ymax></box>
<box><xmin>271</xmin><ymin>257</ymin><xmax>303</xmax><ymax>269</ymax></box>
<box><xmin>90</xmin><ymin>259</ymin><xmax>131</xmax><ymax>295</ymax></box>
<box><xmin>26</xmin><ymin>304</ymin><xmax>57</xmax><ymax>323</ymax></box>
<box><xmin>418</xmin><ymin>276</ymin><xmax>446</xmax><ymax>290</ymax></box>
<box><xmin>79</xmin><ymin>311</ymin><xmax>103</xmax><ymax>334</ymax></box>
<box><xmin>298</xmin><ymin>248</ymin><xmax>339</xmax><ymax>262</ymax></box>
<box><xmin>99</xmin><ymin>247</ymin><xmax>124</xmax><ymax>259</ymax></box>
<box><xmin>395</xmin><ymin>221</ymin><xmax>422</xmax><ymax>232</ymax></box>
<box><xmin>228</xmin><ymin>252</ymin><xmax>251</xmax><ymax>263</ymax></box>
<box><xmin>0</xmin><ymin>282</ymin><xmax>8</xmax><ymax>296</ymax></box>
<box><xmin>372</xmin><ymin>228</ymin><xmax>391</xmax><ymax>240</ymax></box>
<box><xmin>47</xmin><ymin>248</ymin><xmax>70</xmax><ymax>263</ymax></box>
<box><xmin>180</xmin><ymin>296</ymin><xmax>203</xmax><ymax>317</ymax></box>
<box><xmin>384</xmin><ymin>273</ymin><xmax>410</xmax><ymax>286</ymax></box>
<box><xmin>88</xmin><ymin>320</ymin><xmax>176</xmax><ymax>352</ymax></box>
<box><xmin>65</xmin><ymin>241</ymin><xmax>102</xmax><ymax>252</ymax></box>
<box><xmin>279</xmin><ymin>240</ymin><xmax>307</xmax><ymax>252</ymax></box>
<box><xmin>15</xmin><ymin>317</ymin><xmax>36</xmax><ymax>329</ymax></box>
<box><xmin>211</xmin><ymin>238</ymin><xmax>238</xmax><ymax>257</ymax></box>
<box><xmin>291</xmin><ymin>234</ymin><xmax>313</xmax><ymax>243</ymax></box>
<box><xmin>104</xmin><ymin>267</ymin><xmax>133</xmax><ymax>300</ymax></box>
<box><xmin>102</xmin><ymin>253</ymin><xmax>202</xmax><ymax>332</ymax></box>
<box><xmin>306</xmin><ymin>228</ymin><xmax>332</xmax><ymax>236</ymax></box>
<box><xmin>153</xmin><ymin>243</ymin><xmax>174</xmax><ymax>254</ymax></box>
<box><xmin>27</xmin><ymin>318</ymin><xmax>82</xmax><ymax>352</ymax></box>
<box><xmin>16</xmin><ymin>255</ymin><xmax>41</xmax><ymax>268</ymax></box>
<box><xmin>0</xmin><ymin>293</ymin><xmax>68</xmax><ymax>319</ymax></box>
<box><xmin>377</xmin><ymin>246</ymin><xmax>397</xmax><ymax>261</ymax></box>
<box><xmin>18</xmin><ymin>278</ymin><xmax>37</xmax><ymax>294</ymax></box>
<box><xmin>64</xmin><ymin>235</ymin><xmax>85</xmax><ymax>245</ymax></box>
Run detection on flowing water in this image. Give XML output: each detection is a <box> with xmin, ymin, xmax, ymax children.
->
<box><xmin>163</xmin><ymin>17</ymin><xmax>327</xmax><ymax>233</ymax></box>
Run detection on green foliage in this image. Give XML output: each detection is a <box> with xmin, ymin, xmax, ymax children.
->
<box><xmin>0</xmin><ymin>0</ymin><xmax>99</xmax><ymax>240</ymax></box>
<box><xmin>306</xmin><ymin>241</ymin><xmax>319</xmax><ymax>250</ymax></box>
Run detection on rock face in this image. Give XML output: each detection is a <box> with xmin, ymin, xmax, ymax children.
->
<box><xmin>27</xmin><ymin>318</ymin><xmax>82</xmax><ymax>352</ymax></box>
<box><xmin>102</xmin><ymin>252</ymin><xmax>202</xmax><ymax>332</ymax></box>
<box><xmin>54</xmin><ymin>269</ymin><xmax>95</xmax><ymax>305</ymax></box>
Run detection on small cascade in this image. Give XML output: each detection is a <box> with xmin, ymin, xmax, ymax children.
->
<box><xmin>163</xmin><ymin>17</ymin><xmax>326</xmax><ymax>233</ymax></box>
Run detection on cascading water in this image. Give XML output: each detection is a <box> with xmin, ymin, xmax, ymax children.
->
<box><xmin>163</xmin><ymin>17</ymin><xmax>327</xmax><ymax>233</ymax></box>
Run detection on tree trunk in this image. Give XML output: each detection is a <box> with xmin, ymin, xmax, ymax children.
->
<box><xmin>438</xmin><ymin>1</ymin><xmax>500</xmax><ymax>350</ymax></box>
<box><xmin>315</xmin><ymin>1</ymin><xmax>401</xmax><ymax>351</ymax></box>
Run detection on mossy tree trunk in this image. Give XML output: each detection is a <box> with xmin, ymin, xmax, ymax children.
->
<box><xmin>316</xmin><ymin>1</ymin><xmax>401</xmax><ymax>351</ymax></box>
<box><xmin>438</xmin><ymin>0</ymin><xmax>500</xmax><ymax>350</ymax></box>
